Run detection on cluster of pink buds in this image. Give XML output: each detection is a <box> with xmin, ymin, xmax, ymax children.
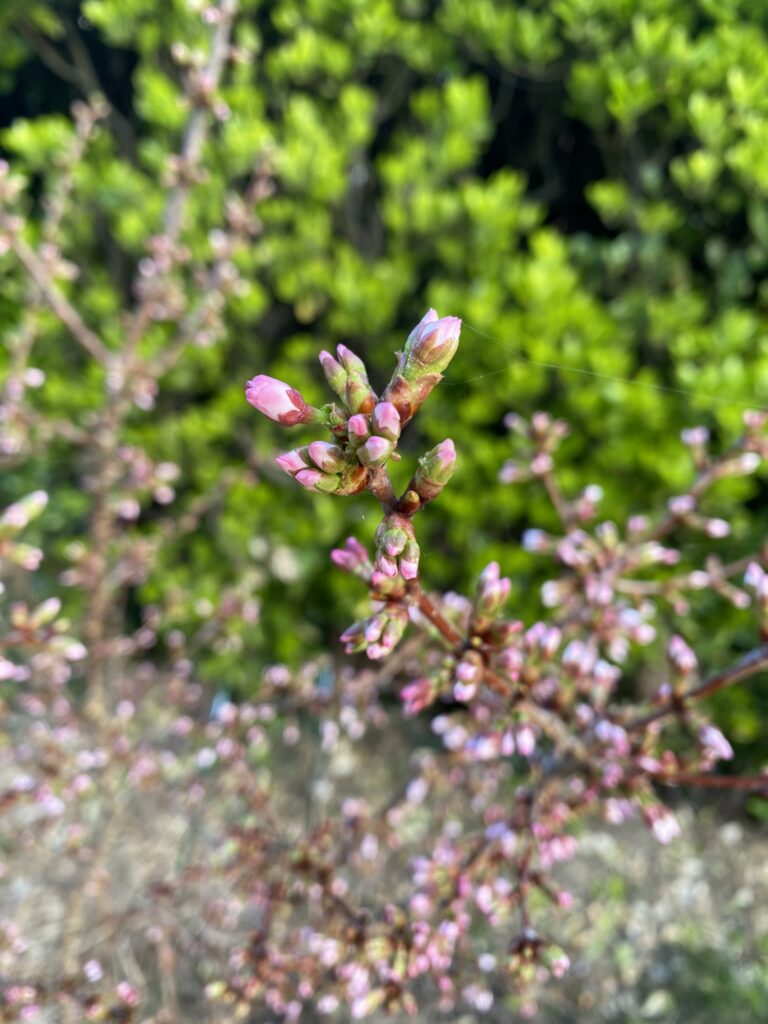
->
<box><xmin>245</xmin><ymin>311</ymin><xmax>461</xmax><ymax>500</ymax></box>
<box><xmin>340</xmin><ymin>601</ymin><xmax>409</xmax><ymax>660</ymax></box>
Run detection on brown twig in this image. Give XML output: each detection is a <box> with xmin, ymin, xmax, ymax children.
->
<box><xmin>650</xmin><ymin>771</ymin><xmax>768</xmax><ymax>791</ymax></box>
<box><xmin>625</xmin><ymin>643</ymin><xmax>768</xmax><ymax>733</ymax></box>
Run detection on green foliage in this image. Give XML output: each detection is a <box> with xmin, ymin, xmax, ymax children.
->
<box><xmin>1</xmin><ymin>0</ymin><xmax>766</xmax><ymax>754</ymax></box>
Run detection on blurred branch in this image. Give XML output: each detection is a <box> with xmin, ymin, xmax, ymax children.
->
<box><xmin>3</xmin><ymin>229</ymin><xmax>111</xmax><ymax>365</ymax></box>
<box><xmin>626</xmin><ymin>643</ymin><xmax>768</xmax><ymax>733</ymax></box>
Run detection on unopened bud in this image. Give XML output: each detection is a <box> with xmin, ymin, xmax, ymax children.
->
<box><xmin>331</xmin><ymin>537</ymin><xmax>372</xmax><ymax>578</ymax></box>
<box><xmin>403</xmin><ymin>311</ymin><xmax>462</xmax><ymax>377</ymax></box>
<box><xmin>336</xmin><ymin>343</ymin><xmax>367</xmax><ymax>376</ymax></box>
<box><xmin>275</xmin><ymin>448</ymin><xmax>310</xmax><ymax>476</ymax></box>
<box><xmin>347</xmin><ymin>414</ymin><xmax>370</xmax><ymax>446</ymax></box>
<box><xmin>371</xmin><ymin>402</ymin><xmax>401</xmax><ymax>442</ymax></box>
<box><xmin>295</xmin><ymin>468</ymin><xmax>340</xmax><ymax>494</ymax></box>
<box><xmin>375</xmin><ymin>513</ymin><xmax>419</xmax><ymax>580</ymax></box>
<box><xmin>319</xmin><ymin>350</ymin><xmax>347</xmax><ymax>398</ymax></box>
<box><xmin>308</xmin><ymin>441</ymin><xmax>347</xmax><ymax>473</ymax></box>
<box><xmin>245</xmin><ymin>375</ymin><xmax>319</xmax><ymax>426</ymax></box>
<box><xmin>358</xmin><ymin>435</ymin><xmax>394</xmax><ymax>468</ymax></box>
<box><xmin>475</xmin><ymin>561</ymin><xmax>511</xmax><ymax>616</ymax></box>
<box><xmin>410</xmin><ymin>439</ymin><xmax>456</xmax><ymax>505</ymax></box>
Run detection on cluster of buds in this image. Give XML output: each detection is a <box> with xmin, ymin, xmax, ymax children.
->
<box><xmin>374</xmin><ymin>513</ymin><xmax>420</xmax><ymax>580</ymax></box>
<box><xmin>245</xmin><ymin>311</ymin><xmax>461</xmax><ymax>499</ymax></box>
<box><xmin>340</xmin><ymin>601</ymin><xmax>409</xmax><ymax>660</ymax></box>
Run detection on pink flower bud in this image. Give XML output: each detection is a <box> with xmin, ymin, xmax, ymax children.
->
<box><xmin>699</xmin><ymin>724</ymin><xmax>733</xmax><ymax>761</ymax></box>
<box><xmin>401</xmin><ymin>677</ymin><xmax>435</xmax><ymax>716</ymax></box>
<box><xmin>294</xmin><ymin>468</ymin><xmax>321</xmax><ymax>489</ymax></box>
<box><xmin>347</xmin><ymin>413</ymin><xmax>370</xmax><ymax>444</ymax></box>
<box><xmin>308</xmin><ymin>441</ymin><xmax>346</xmax><ymax>473</ymax></box>
<box><xmin>245</xmin><ymin>375</ymin><xmax>316</xmax><ymax>426</ymax></box>
<box><xmin>275</xmin><ymin>449</ymin><xmax>309</xmax><ymax>476</ymax></box>
<box><xmin>668</xmin><ymin>634</ymin><xmax>697</xmax><ymax>675</ymax></box>
<box><xmin>476</xmin><ymin>561</ymin><xmax>511</xmax><ymax>615</ymax></box>
<box><xmin>336</xmin><ymin>343</ymin><xmax>367</xmax><ymax>376</ymax></box>
<box><xmin>410</xmin><ymin>438</ymin><xmax>457</xmax><ymax>504</ymax></box>
<box><xmin>371</xmin><ymin>402</ymin><xmax>401</xmax><ymax>442</ymax></box>
<box><xmin>358</xmin><ymin>435</ymin><xmax>394</xmax><ymax>467</ymax></box>
<box><xmin>400</xmin><ymin>549</ymin><xmax>420</xmax><ymax>580</ymax></box>
<box><xmin>319</xmin><ymin>350</ymin><xmax>347</xmax><ymax>397</ymax></box>
<box><xmin>331</xmin><ymin>536</ymin><xmax>372</xmax><ymax>577</ymax></box>
<box><xmin>404</xmin><ymin>312</ymin><xmax>462</xmax><ymax>376</ymax></box>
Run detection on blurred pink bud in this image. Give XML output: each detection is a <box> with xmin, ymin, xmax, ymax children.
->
<box><xmin>644</xmin><ymin>805</ymin><xmax>681</xmax><ymax>845</ymax></box>
<box><xmin>699</xmin><ymin>724</ymin><xmax>733</xmax><ymax>761</ymax></box>
<box><xmin>245</xmin><ymin>375</ymin><xmax>316</xmax><ymax>426</ymax></box>
<box><xmin>331</xmin><ymin>537</ymin><xmax>372</xmax><ymax>577</ymax></box>
<box><xmin>400</xmin><ymin>552</ymin><xmax>420</xmax><ymax>580</ymax></box>
<box><xmin>401</xmin><ymin>677</ymin><xmax>435</xmax><ymax>716</ymax></box>
<box><xmin>516</xmin><ymin>726</ymin><xmax>536</xmax><ymax>756</ymax></box>
<box><xmin>668</xmin><ymin>634</ymin><xmax>697</xmax><ymax>675</ymax></box>
<box><xmin>681</xmin><ymin>426</ymin><xmax>709</xmax><ymax>447</ymax></box>
<box><xmin>476</xmin><ymin>561</ymin><xmax>511</xmax><ymax>615</ymax></box>
<box><xmin>275</xmin><ymin>449</ymin><xmax>308</xmax><ymax>476</ymax></box>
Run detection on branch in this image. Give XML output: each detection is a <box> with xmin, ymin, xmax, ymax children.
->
<box><xmin>6</xmin><ymin>230</ymin><xmax>110</xmax><ymax>365</ymax></box>
<box><xmin>625</xmin><ymin>643</ymin><xmax>768</xmax><ymax>733</ymax></box>
<box><xmin>162</xmin><ymin>0</ymin><xmax>238</xmax><ymax>243</ymax></box>
<box><xmin>650</xmin><ymin>771</ymin><xmax>768</xmax><ymax>791</ymax></box>
<box><xmin>367</xmin><ymin>466</ymin><xmax>397</xmax><ymax>512</ymax></box>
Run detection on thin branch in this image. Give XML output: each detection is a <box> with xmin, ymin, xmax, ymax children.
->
<box><xmin>651</xmin><ymin>771</ymin><xmax>768</xmax><ymax>792</ymax></box>
<box><xmin>5</xmin><ymin>230</ymin><xmax>110</xmax><ymax>365</ymax></box>
<box><xmin>162</xmin><ymin>0</ymin><xmax>237</xmax><ymax>243</ymax></box>
<box><xmin>625</xmin><ymin>643</ymin><xmax>768</xmax><ymax>733</ymax></box>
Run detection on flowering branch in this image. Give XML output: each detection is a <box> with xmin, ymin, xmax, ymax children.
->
<box><xmin>245</xmin><ymin>309</ymin><xmax>768</xmax><ymax>1012</ymax></box>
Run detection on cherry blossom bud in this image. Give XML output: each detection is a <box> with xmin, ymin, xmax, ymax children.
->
<box><xmin>668</xmin><ymin>634</ymin><xmax>697</xmax><ymax>675</ymax></box>
<box><xmin>341</xmin><ymin>603</ymin><xmax>407</xmax><ymax>659</ymax></box>
<box><xmin>331</xmin><ymin>537</ymin><xmax>372</xmax><ymax>578</ymax></box>
<box><xmin>336</xmin><ymin>343</ymin><xmax>367</xmax><ymax>376</ymax></box>
<box><xmin>681</xmin><ymin>426</ymin><xmax>709</xmax><ymax>447</ymax></box>
<box><xmin>410</xmin><ymin>439</ymin><xmax>457</xmax><ymax>505</ymax></box>
<box><xmin>699</xmin><ymin>724</ymin><xmax>733</xmax><ymax>761</ymax></box>
<box><xmin>347</xmin><ymin>413</ymin><xmax>370</xmax><ymax>446</ymax></box>
<box><xmin>358</xmin><ymin>435</ymin><xmax>394</xmax><ymax>467</ymax></box>
<box><xmin>245</xmin><ymin>375</ymin><xmax>318</xmax><ymax>426</ymax></box>
<box><xmin>371</xmin><ymin>401</ymin><xmax>401</xmax><ymax>442</ymax></box>
<box><xmin>308</xmin><ymin>441</ymin><xmax>347</xmax><ymax>473</ymax></box>
<box><xmin>745</xmin><ymin>562</ymin><xmax>768</xmax><ymax>608</ymax></box>
<box><xmin>0</xmin><ymin>491</ymin><xmax>48</xmax><ymax>534</ymax></box>
<box><xmin>295</xmin><ymin>468</ymin><xmax>340</xmax><ymax>494</ymax></box>
<box><xmin>400</xmin><ymin>538</ymin><xmax>421</xmax><ymax>580</ymax></box>
<box><xmin>516</xmin><ymin>725</ymin><xmax>536</xmax><ymax>757</ymax></box>
<box><xmin>275</xmin><ymin>448</ymin><xmax>310</xmax><ymax>476</ymax></box>
<box><xmin>475</xmin><ymin>561</ymin><xmax>511</xmax><ymax>616</ymax></box>
<box><xmin>401</xmin><ymin>677</ymin><xmax>437</xmax><ymax>716</ymax></box>
<box><xmin>454</xmin><ymin>651</ymin><xmax>483</xmax><ymax>702</ymax></box>
<box><xmin>375</xmin><ymin>513</ymin><xmax>419</xmax><ymax>579</ymax></box>
<box><xmin>318</xmin><ymin>349</ymin><xmax>347</xmax><ymax>398</ymax></box>
<box><xmin>644</xmin><ymin>805</ymin><xmax>681</xmax><ymax>845</ymax></box>
<box><xmin>335</xmin><ymin>344</ymin><xmax>377</xmax><ymax>414</ymax></box>
<box><xmin>403</xmin><ymin>311</ymin><xmax>462</xmax><ymax>377</ymax></box>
